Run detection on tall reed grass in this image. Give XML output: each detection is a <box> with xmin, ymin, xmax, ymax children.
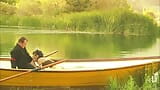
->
<box><xmin>0</xmin><ymin>9</ymin><xmax>159</xmax><ymax>36</ymax></box>
<box><xmin>108</xmin><ymin>70</ymin><xmax>160</xmax><ymax>90</ymax></box>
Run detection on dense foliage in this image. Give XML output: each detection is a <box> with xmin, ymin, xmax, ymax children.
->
<box><xmin>0</xmin><ymin>0</ymin><xmax>159</xmax><ymax>36</ymax></box>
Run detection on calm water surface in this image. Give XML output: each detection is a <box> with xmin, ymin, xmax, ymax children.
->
<box><xmin>0</xmin><ymin>28</ymin><xmax>160</xmax><ymax>90</ymax></box>
<box><xmin>0</xmin><ymin>28</ymin><xmax>159</xmax><ymax>58</ymax></box>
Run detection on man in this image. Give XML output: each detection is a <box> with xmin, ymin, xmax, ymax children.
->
<box><xmin>10</xmin><ymin>37</ymin><xmax>35</xmax><ymax>69</ymax></box>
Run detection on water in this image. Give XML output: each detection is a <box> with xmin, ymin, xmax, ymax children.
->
<box><xmin>0</xmin><ymin>28</ymin><xmax>159</xmax><ymax>58</ymax></box>
<box><xmin>0</xmin><ymin>28</ymin><xmax>160</xmax><ymax>90</ymax></box>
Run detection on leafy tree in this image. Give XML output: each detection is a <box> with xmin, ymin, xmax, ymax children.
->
<box><xmin>16</xmin><ymin>0</ymin><xmax>42</xmax><ymax>16</ymax></box>
<box><xmin>65</xmin><ymin>0</ymin><xmax>93</xmax><ymax>12</ymax></box>
<box><xmin>40</xmin><ymin>0</ymin><xmax>65</xmax><ymax>16</ymax></box>
<box><xmin>0</xmin><ymin>0</ymin><xmax>18</xmax><ymax>5</ymax></box>
<box><xmin>94</xmin><ymin>0</ymin><xmax>129</xmax><ymax>10</ymax></box>
<box><xmin>0</xmin><ymin>2</ymin><xmax>16</xmax><ymax>15</ymax></box>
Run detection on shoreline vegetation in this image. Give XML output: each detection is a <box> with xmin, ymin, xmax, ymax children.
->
<box><xmin>108</xmin><ymin>70</ymin><xmax>160</xmax><ymax>89</ymax></box>
<box><xmin>0</xmin><ymin>0</ymin><xmax>159</xmax><ymax>36</ymax></box>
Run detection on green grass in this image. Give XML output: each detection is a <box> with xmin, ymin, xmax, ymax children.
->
<box><xmin>0</xmin><ymin>9</ymin><xmax>159</xmax><ymax>36</ymax></box>
<box><xmin>108</xmin><ymin>70</ymin><xmax>160</xmax><ymax>90</ymax></box>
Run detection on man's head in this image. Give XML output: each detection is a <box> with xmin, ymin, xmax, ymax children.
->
<box><xmin>18</xmin><ymin>37</ymin><xmax>28</xmax><ymax>48</ymax></box>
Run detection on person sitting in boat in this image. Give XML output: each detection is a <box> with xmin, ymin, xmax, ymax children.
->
<box><xmin>10</xmin><ymin>37</ymin><xmax>35</xmax><ymax>69</ymax></box>
<box><xmin>31</xmin><ymin>49</ymin><xmax>54</xmax><ymax>67</ymax></box>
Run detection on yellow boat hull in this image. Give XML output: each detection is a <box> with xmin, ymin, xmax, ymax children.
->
<box><xmin>0</xmin><ymin>62</ymin><xmax>159</xmax><ymax>86</ymax></box>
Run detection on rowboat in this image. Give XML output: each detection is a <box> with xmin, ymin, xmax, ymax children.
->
<box><xmin>0</xmin><ymin>57</ymin><xmax>160</xmax><ymax>87</ymax></box>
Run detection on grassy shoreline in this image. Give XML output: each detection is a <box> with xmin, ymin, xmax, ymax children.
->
<box><xmin>0</xmin><ymin>9</ymin><xmax>159</xmax><ymax>36</ymax></box>
<box><xmin>108</xmin><ymin>70</ymin><xmax>160</xmax><ymax>89</ymax></box>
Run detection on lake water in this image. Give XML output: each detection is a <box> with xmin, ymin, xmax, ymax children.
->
<box><xmin>0</xmin><ymin>28</ymin><xmax>160</xmax><ymax>58</ymax></box>
<box><xmin>0</xmin><ymin>28</ymin><xmax>160</xmax><ymax>90</ymax></box>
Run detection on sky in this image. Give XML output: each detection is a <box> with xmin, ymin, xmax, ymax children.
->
<box><xmin>128</xmin><ymin>0</ymin><xmax>160</xmax><ymax>6</ymax></box>
<box><xmin>127</xmin><ymin>0</ymin><xmax>160</xmax><ymax>11</ymax></box>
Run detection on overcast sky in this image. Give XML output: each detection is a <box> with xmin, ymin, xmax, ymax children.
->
<box><xmin>127</xmin><ymin>0</ymin><xmax>160</xmax><ymax>11</ymax></box>
<box><xmin>128</xmin><ymin>0</ymin><xmax>160</xmax><ymax>7</ymax></box>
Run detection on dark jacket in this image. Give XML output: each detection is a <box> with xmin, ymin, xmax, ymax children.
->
<box><xmin>10</xmin><ymin>44</ymin><xmax>33</xmax><ymax>69</ymax></box>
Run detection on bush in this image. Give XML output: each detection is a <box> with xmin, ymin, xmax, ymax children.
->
<box><xmin>0</xmin><ymin>2</ymin><xmax>16</xmax><ymax>15</ymax></box>
<box><xmin>0</xmin><ymin>9</ymin><xmax>158</xmax><ymax>36</ymax></box>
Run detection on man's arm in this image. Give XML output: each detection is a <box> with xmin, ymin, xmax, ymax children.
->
<box><xmin>24</xmin><ymin>48</ymin><xmax>32</xmax><ymax>63</ymax></box>
<box><xmin>10</xmin><ymin>50</ymin><xmax>17</xmax><ymax>68</ymax></box>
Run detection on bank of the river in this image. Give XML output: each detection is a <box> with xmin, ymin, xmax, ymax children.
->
<box><xmin>108</xmin><ymin>70</ymin><xmax>160</xmax><ymax>89</ymax></box>
<box><xmin>0</xmin><ymin>9</ymin><xmax>159</xmax><ymax>36</ymax></box>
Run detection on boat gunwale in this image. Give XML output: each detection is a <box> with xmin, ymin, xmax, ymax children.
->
<box><xmin>0</xmin><ymin>60</ymin><xmax>159</xmax><ymax>72</ymax></box>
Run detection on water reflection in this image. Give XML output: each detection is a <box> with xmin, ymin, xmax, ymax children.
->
<box><xmin>0</xmin><ymin>29</ymin><xmax>160</xmax><ymax>90</ymax></box>
<box><xmin>0</xmin><ymin>32</ymin><xmax>158</xmax><ymax>59</ymax></box>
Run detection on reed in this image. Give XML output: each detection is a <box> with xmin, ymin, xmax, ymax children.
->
<box><xmin>0</xmin><ymin>9</ymin><xmax>158</xmax><ymax>36</ymax></box>
<box><xmin>108</xmin><ymin>77</ymin><xmax>121</xmax><ymax>90</ymax></box>
<box><xmin>122</xmin><ymin>76</ymin><xmax>138</xmax><ymax>90</ymax></box>
<box><xmin>108</xmin><ymin>70</ymin><xmax>160</xmax><ymax>90</ymax></box>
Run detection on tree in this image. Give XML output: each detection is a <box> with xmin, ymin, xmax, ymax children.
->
<box><xmin>0</xmin><ymin>2</ymin><xmax>16</xmax><ymax>15</ymax></box>
<box><xmin>93</xmin><ymin>0</ymin><xmax>129</xmax><ymax>10</ymax></box>
<box><xmin>0</xmin><ymin>0</ymin><xmax>18</xmax><ymax>5</ymax></box>
<box><xmin>16</xmin><ymin>0</ymin><xmax>42</xmax><ymax>16</ymax></box>
<box><xmin>65</xmin><ymin>0</ymin><xmax>93</xmax><ymax>12</ymax></box>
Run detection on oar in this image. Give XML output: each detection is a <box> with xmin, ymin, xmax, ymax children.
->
<box><xmin>0</xmin><ymin>50</ymin><xmax>58</xmax><ymax>61</ymax></box>
<box><xmin>43</xmin><ymin>50</ymin><xmax>58</xmax><ymax>57</ymax></box>
<box><xmin>0</xmin><ymin>59</ymin><xmax>66</xmax><ymax>82</ymax></box>
<box><xmin>52</xmin><ymin>56</ymin><xmax>160</xmax><ymax>62</ymax></box>
<box><xmin>0</xmin><ymin>58</ymin><xmax>15</xmax><ymax>61</ymax></box>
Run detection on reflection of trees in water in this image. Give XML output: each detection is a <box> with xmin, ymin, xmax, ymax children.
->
<box><xmin>0</xmin><ymin>32</ymin><xmax>16</xmax><ymax>56</ymax></box>
<box><xmin>0</xmin><ymin>32</ymin><xmax>159</xmax><ymax>89</ymax></box>
<box><xmin>112</xmin><ymin>35</ymin><xmax>156</xmax><ymax>52</ymax></box>
<box><xmin>65</xmin><ymin>34</ymin><xmax>156</xmax><ymax>59</ymax></box>
<box><xmin>0</xmin><ymin>32</ymin><xmax>157</xmax><ymax>59</ymax></box>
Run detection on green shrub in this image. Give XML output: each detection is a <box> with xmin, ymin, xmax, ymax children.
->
<box><xmin>0</xmin><ymin>2</ymin><xmax>16</xmax><ymax>15</ymax></box>
<box><xmin>0</xmin><ymin>9</ymin><xmax>159</xmax><ymax>36</ymax></box>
